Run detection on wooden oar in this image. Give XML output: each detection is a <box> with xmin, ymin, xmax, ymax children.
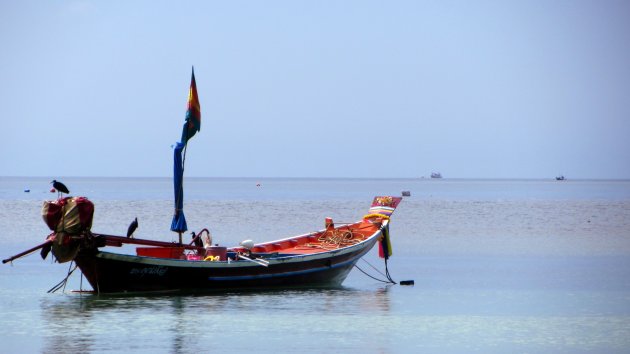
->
<box><xmin>237</xmin><ymin>254</ymin><xmax>269</xmax><ymax>267</ymax></box>
<box><xmin>3</xmin><ymin>233</ymin><xmax>205</xmax><ymax>264</ymax></box>
<box><xmin>2</xmin><ymin>240</ymin><xmax>53</xmax><ymax>264</ymax></box>
<box><xmin>92</xmin><ymin>233</ymin><xmax>204</xmax><ymax>251</ymax></box>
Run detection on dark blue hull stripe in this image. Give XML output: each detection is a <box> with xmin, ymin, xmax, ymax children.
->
<box><xmin>207</xmin><ymin>257</ymin><xmax>357</xmax><ymax>281</ymax></box>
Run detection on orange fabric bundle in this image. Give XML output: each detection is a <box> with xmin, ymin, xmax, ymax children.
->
<box><xmin>42</xmin><ymin>197</ymin><xmax>94</xmax><ymax>234</ymax></box>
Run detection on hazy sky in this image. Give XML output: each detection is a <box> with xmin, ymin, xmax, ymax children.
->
<box><xmin>1</xmin><ymin>0</ymin><xmax>629</xmax><ymax>179</ymax></box>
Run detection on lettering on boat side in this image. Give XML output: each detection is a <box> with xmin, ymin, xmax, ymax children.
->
<box><xmin>129</xmin><ymin>267</ymin><xmax>168</xmax><ymax>277</ymax></box>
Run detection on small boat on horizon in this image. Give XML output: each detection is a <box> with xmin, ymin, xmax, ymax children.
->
<box><xmin>431</xmin><ymin>172</ymin><xmax>442</xmax><ymax>179</ymax></box>
<box><xmin>556</xmin><ymin>175</ymin><xmax>566</xmax><ymax>181</ymax></box>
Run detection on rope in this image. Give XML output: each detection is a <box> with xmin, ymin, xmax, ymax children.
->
<box><xmin>384</xmin><ymin>257</ymin><xmax>397</xmax><ymax>284</ymax></box>
<box><xmin>296</xmin><ymin>229</ymin><xmax>366</xmax><ymax>251</ymax></box>
<box><xmin>354</xmin><ymin>264</ymin><xmax>392</xmax><ymax>284</ymax></box>
<box><xmin>360</xmin><ymin>257</ymin><xmax>389</xmax><ymax>279</ymax></box>
<box><xmin>355</xmin><ymin>257</ymin><xmax>397</xmax><ymax>284</ymax></box>
<box><xmin>47</xmin><ymin>261</ymin><xmax>78</xmax><ymax>293</ymax></box>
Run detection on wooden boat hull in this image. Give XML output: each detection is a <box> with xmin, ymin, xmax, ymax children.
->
<box><xmin>74</xmin><ymin>230</ymin><xmax>381</xmax><ymax>294</ymax></box>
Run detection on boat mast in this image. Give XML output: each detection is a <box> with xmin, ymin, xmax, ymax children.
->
<box><xmin>170</xmin><ymin>67</ymin><xmax>200</xmax><ymax>244</ymax></box>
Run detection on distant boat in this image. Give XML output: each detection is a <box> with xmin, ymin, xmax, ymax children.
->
<box><xmin>430</xmin><ymin>172</ymin><xmax>442</xmax><ymax>179</ymax></box>
<box><xmin>556</xmin><ymin>175</ymin><xmax>565</xmax><ymax>181</ymax></box>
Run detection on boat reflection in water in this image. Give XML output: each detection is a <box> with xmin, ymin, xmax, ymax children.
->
<box><xmin>39</xmin><ymin>286</ymin><xmax>393</xmax><ymax>353</ymax></box>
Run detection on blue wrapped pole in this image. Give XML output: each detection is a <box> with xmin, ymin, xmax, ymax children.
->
<box><xmin>170</xmin><ymin>142</ymin><xmax>187</xmax><ymax>240</ymax></box>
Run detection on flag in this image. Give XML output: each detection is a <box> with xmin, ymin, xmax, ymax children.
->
<box><xmin>171</xmin><ymin>68</ymin><xmax>200</xmax><ymax>234</ymax></box>
<box><xmin>181</xmin><ymin>68</ymin><xmax>201</xmax><ymax>145</ymax></box>
<box><xmin>378</xmin><ymin>223</ymin><xmax>393</xmax><ymax>259</ymax></box>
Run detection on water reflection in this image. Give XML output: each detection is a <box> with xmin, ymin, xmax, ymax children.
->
<box><xmin>40</xmin><ymin>295</ymin><xmax>97</xmax><ymax>354</ymax></box>
<box><xmin>39</xmin><ymin>286</ymin><xmax>394</xmax><ymax>353</ymax></box>
<box><xmin>169</xmin><ymin>297</ymin><xmax>185</xmax><ymax>354</ymax></box>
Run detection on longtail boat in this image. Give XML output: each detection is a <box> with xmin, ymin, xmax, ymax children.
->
<box><xmin>71</xmin><ymin>196</ymin><xmax>400</xmax><ymax>293</ymax></box>
<box><xmin>2</xmin><ymin>69</ymin><xmax>404</xmax><ymax>294</ymax></box>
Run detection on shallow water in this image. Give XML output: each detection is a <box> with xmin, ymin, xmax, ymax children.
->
<box><xmin>1</xmin><ymin>177</ymin><xmax>630</xmax><ymax>353</ymax></box>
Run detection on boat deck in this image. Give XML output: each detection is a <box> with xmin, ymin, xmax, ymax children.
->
<box><xmin>132</xmin><ymin>220</ymin><xmax>383</xmax><ymax>260</ymax></box>
<box><xmin>231</xmin><ymin>221</ymin><xmax>380</xmax><ymax>255</ymax></box>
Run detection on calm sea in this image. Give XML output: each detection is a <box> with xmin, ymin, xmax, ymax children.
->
<box><xmin>1</xmin><ymin>177</ymin><xmax>630</xmax><ymax>353</ymax></box>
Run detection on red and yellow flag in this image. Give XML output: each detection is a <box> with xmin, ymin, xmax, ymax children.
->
<box><xmin>181</xmin><ymin>67</ymin><xmax>201</xmax><ymax>144</ymax></box>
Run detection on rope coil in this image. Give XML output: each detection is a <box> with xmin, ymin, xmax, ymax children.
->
<box><xmin>296</xmin><ymin>229</ymin><xmax>366</xmax><ymax>251</ymax></box>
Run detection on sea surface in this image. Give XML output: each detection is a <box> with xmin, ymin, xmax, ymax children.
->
<box><xmin>1</xmin><ymin>177</ymin><xmax>630</xmax><ymax>353</ymax></box>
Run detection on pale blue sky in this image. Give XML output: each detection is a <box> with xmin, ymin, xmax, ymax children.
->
<box><xmin>1</xmin><ymin>0</ymin><xmax>629</xmax><ymax>178</ymax></box>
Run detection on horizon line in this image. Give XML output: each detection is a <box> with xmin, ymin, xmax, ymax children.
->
<box><xmin>2</xmin><ymin>175</ymin><xmax>630</xmax><ymax>181</ymax></box>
